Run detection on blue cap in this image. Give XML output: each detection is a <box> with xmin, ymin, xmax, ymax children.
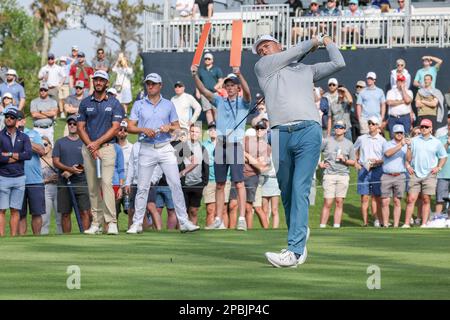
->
<box><xmin>349</xmin><ymin>0</ymin><xmax>358</xmax><ymax>4</ymax></box>
<box><xmin>93</xmin><ymin>70</ymin><xmax>109</xmax><ymax>81</ymax></box>
<box><xmin>144</xmin><ymin>73</ymin><xmax>162</xmax><ymax>84</ymax></box>
<box><xmin>393</xmin><ymin>124</ymin><xmax>405</xmax><ymax>133</ymax></box>
<box><xmin>3</xmin><ymin>107</ymin><xmax>20</xmax><ymax>119</ymax></box>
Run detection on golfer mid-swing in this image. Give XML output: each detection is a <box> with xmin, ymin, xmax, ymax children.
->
<box><xmin>254</xmin><ymin>34</ymin><xmax>346</xmax><ymax>267</ymax></box>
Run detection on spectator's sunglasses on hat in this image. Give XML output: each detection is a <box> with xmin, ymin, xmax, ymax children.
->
<box><xmin>4</xmin><ymin>114</ymin><xmax>17</xmax><ymax>120</ymax></box>
<box><xmin>420</xmin><ymin>125</ymin><xmax>431</xmax><ymax>129</ymax></box>
<box><xmin>368</xmin><ymin>121</ymin><xmax>377</xmax><ymax>126</ymax></box>
<box><xmin>67</xmin><ymin>121</ymin><xmax>77</xmax><ymax>127</ymax></box>
<box><xmin>334</xmin><ymin>124</ymin><xmax>345</xmax><ymax>129</ymax></box>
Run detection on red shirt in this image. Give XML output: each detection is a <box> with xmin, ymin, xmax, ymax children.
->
<box><xmin>69</xmin><ymin>64</ymin><xmax>94</xmax><ymax>89</ymax></box>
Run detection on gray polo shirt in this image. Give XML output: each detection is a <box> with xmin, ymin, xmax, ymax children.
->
<box><xmin>321</xmin><ymin>136</ymin><xmax>355</xmax><ymax>175</ymax></box>
<box><xmin>254</xmin><ymin>40</ymin><xmax>346</xmax><ymax>128</ymax></box>
<box><xmin>30</xmin><ymin>97</ymin><xmax>58</xmax><ymax>127</ymax></box>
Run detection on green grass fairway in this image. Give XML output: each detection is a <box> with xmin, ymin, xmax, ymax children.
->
<box><xmin>1</xmin><ymin>228</ymin><xmax>449</xmax><ymax>299</ymax></box>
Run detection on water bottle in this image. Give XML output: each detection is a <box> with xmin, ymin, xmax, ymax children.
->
<box><xmin>96</xmin><ymin>158</ymin><xmax>102</xmax><ymax>178</ymax></box>
<box><xmin>124</xmin><ymin>193</ymin><xmax>130</xmax><ymax>211</ymax></box>
<box><xmin>336</xmin><ymin>148</ymin><xmax>342</xmax><ymax>162</ymax></box>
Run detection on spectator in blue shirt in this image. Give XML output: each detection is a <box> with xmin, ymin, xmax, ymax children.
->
<box><xmin>16</xmin><ymin>113</ymin><xmax>46</xmax><ymax>236</ymax></box>
<box><xmin>413</xmin><ymin>55</ymin><xmax>443</xmax><ymax>89</ymax></box>
<box><xmin>0</xmin><ymin>69</ymin><xmax>26</xmax><ymax>110</ymax></box>
<box><xmin>112</xmin><ymin>143</ymin><xmax>125</xmax><ymax>227</ymax></box>
<box><xmin>0</xmin><ymin>108</ymin><xmax>32</xmax><ymax>236</ymax></box>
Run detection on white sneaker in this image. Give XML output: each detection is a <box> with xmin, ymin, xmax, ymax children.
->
<box><xmin>401</xmin><ymin>224</ymin><xmax>411</xmax><ymax>229</ymax></box>
<box><xmin>265</xmin><ymin>247</ymin><xmax>308</xmax><ymax>268</ymax></box>
<box><xmin>126</xmin><ymin>223</ymin><xmax>143</xmax><ymax>234</ymax></box>
<box><xmin>410</xmin><ymin>217</ymin><xmax>414</xmax><ymax>225</ymax></box>
<box><xmin>205</xmin><ymin>217</ymin><xmax>224</xmax><ymax>230</ymax></box>
<box><xmin>180</xmin><ymin>220</ymin><xmax>200</xmax><ymax>233</ymax></box>
<box><xmin>107</xmin><ymin>223</ymin><xmax>119</xmax><ymax>235</ymax></box>
<box><xmin>319</xmin><ymin>224</ymin><xmax>327</xmax><ymax>228</ymax></box>
<box><xmin>374</xmin><ymin>219</ymin><xmax>381</xmax><ymax>228</ymax></box>
<box><xmin>333</xmin><ymin>224</ymin><xmax>340</xmax><ymax>228</ymax></box>
<box><xmin>84</xmin><ymin>224</ymin><xmax>102</xmax><ymax>235</ymax></box>
<box><xmin>237</xmin><ymin>217</ymin><xmax>247</xmax><ymax>231</ymax></box>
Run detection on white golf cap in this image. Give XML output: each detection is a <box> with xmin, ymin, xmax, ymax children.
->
<box><xmin>366</xmin><ymin>71</ymin><xmax>377</xmax><ymax>79</ymax></box>
<box><xmin>252</xmin><ymin>35</ymin><xmax>280</xmax><ymax>54</ymax></box>
<box><xmin>107</xmin><ymin>88</ymin><xmax>118</xmax><ymax>95</ymax></box>
<box><xmin>368</xmin><ymin>115</ymin><xmax>380</xmax><ymax>125</ymax></box>
<box><xmin>6</xmin><ymin>69</ymin><xmax>17</xmax><ymax>77</ymax></box>
<box><xmin>204</xmin><ymin>52</ymin><xmax>214</xmax><ymax>60</ymax></box>
<box><xmin>120</xmin><ymin>120</ymin><xmax>128</xmax><ymax>128</ymax></box>
<box><xmin>93</xmin><ymin>70</ymin><xmax>109</xmax><ymax>81</ymax></box>
<box><xmin>392</xmin><ymin>124</ymin><xmax>405</xmax><ymax>133</ymax></box>
<box><xmin>2</xmin><ymin>92</ymin><xmax>13</xmax><ymax>100</ymax></box>
<box><xmin>72</xmin><ymin>45</ymin><xmax>79</xmax><ymax>50</ymax></box>
<box><xmin>144</xmin><ymin>73</ymin><xmax>162</xmax><ymax>84</ymax></box>
<box><xmin>328</xmin><ymin>78</ymin><xmax>338</xmax><ymax>85</ymax></box>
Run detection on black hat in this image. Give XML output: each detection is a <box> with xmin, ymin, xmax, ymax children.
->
<box><xmin>3</xmin><ymin>107</ymin><xmax>20</xmax><ymax>119</ymax></box>
<box><xmin>77</xmin><ymin>51</ymin><xmax>85</xmax><ymax>57</ymax></box>
<box><xmin>66</xmin><ymin>115</ymin><xmax>78</xmax><ymax>123</ymax></box>
<box><xmin>207</xmin><ymin>121</ymin><xmax>216</xmax><ymax>129</ymax></box>
<box><xmin>48</xmin><ymin>53</ymin><xmax>55</xmax><ymax>59</ymax></box>
<box><xmin>174</xmin><ymin>81</ymin><xmax>184</xmax><ymax>88</ymax></box>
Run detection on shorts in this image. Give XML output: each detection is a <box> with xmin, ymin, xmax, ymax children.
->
<box><xmin>183</xmin><ymin>183</ymin><xmax>204</xmax><ymax>208</ymax></box>
<box><xmin>381</xmin><ymin>173</ymin><xmax>406</xmax><ymax>198</ymax></box>
<box><xmin>357</xmin><ymin>166</ymin><xmax>383</xmax><ymax>196</ymax></box>
<box><xmin>261</xmin><ymin>176</ymin><xmax>281</xmax><ymax>197</ymax></box>
<box><xmin>214</xmin><ymin>141</ymin><xmax>245</xmax><ymax>183</ymax></box>
<box><xmin>253</xmin><ymin>181</ymin><xmax>262</xmax><ymax>207</ymax></box>
<box><xmin>59</xmin><ymin>84</ymin><xmax>70</xmax><ymax>100</ymax></box>
<box><xmin>359</xmin><ymin>117</ymin><xmax>370</xmax><ymax>135</ymax></box>
<box><xmin>20</xmin><ymin>184</ymin><xmax>46</xmax><ymax>217</ymax></box>
<box><xmin>200</xmin><ymin>94</ymin><xmax>215</xmax><ymax>112</ymax></box>
<box><xmin>323</xmin><ymin>174</ymin><xmax>350</xmax><ymax>198</ymax></box>
<box><xmin>436</xmin><ymin>178</ymin><xmax>450</xmax><ymax>203</ymax></box>
<box><xmin>57</xmin><ymin>180</ymin><xmax>91</xmax><ymax>213</ymax></box>
<box><xmin>202</xmin><ymin>181</ymin><xmax>231</xmax><ymax>204</ymax></box>
<box><xmin>48</xmin><ymin>87</ymin><xmax>59</xmax><ymax>101</ymax></box>
<box><xmin>408</xmin><ymin>173</ymin><xmax>437</xmax><ymax>195</ymax></box>
<box><xmin>155</xmin><ymin>186</ymin><xmax>174</xmax><ymax>209</ymax></box>
<box><xmin>0</xmin><ymin>175</ymin><xmax>26</xmax><ymax>210</ymax></box>
<box><xmin>230</xmin><ymin>175</ymin><xmax>259</xmax><ymax>203</ymax></box>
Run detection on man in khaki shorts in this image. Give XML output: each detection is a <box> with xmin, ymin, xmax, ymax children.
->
<box><xmin>403</xmin><ymin>119</ymin><xmax>447</xmax><ymax>228</ymax></box>
<box><xmin>319</xmin><ymin>120</ymin><xmax>355</xmax><ymax>228</ymax></box>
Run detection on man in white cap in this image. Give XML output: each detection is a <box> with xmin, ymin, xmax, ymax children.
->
<box><xmin>380</xmin><ymin>124</ymin><xmax>408</xmax><ymax>228</ymax></box>
<box><xmin>356</xmin><ymin>71</ymin><xmax>386</xmax><ymax>135</ymax></box>
<box><xmin>195</xmin><ymin>51</ymin><xmax>224</xmax><ymax>125</ymax></box>
<box><xmin>354</xmin><ymin>115</ymin><xmax>386</xmax><ymax>227</ymax></box>
<box><xmin>38</xmin><ymin>53</ymin><xmax>66</xmax><ymax>105</ymax></box>
<box><xmin>126</xmin><ymin>73</ymin><xmax>200</xmax><ymax>233</ymax></box>
<box><xmin>0</xmin><ymin>69</ymin><xmax>26</xmax><ymax>110</ymax></box>
<box><xmin>78</xmin><ymin>70</ymin><xmax>125</xmax><ymax>235</ymax></box>
<box><xmin>253</xmin><ymin>33</ymin><xmax>345</xmax><ymax>267</ymax></box>
<box><xmin>30</xmin><ymin>82</ymin><xmax>58</xmax><ymax>145</ymax></box>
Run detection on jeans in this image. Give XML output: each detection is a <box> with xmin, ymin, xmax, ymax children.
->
<box><xmin>272</xmin><ymin>121</ymin><xmax>322</xmax><ymax>255</ymax></box>
<box><xmin>388</xmin><ymin>114</ymin><xmax>411</xmax><ymax>139</ymax></box>
<box><xmin>41</xmin><ymin>183</ymin><xmax>62</xmax><ymax>235</ymax></box>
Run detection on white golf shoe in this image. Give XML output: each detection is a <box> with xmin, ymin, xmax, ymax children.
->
<box><xmin>180</xmin><ymin>220</ymin><xmax>200</xmax><ymax>233</ymax></box>
<box><xmin>126</xmin><ymin>223</ymin><xmax>143</xmax><ymax>234</ymax></box>
<box><xmin>84</xmin><ymin>224</ymin><xmax>102</xmax><ymax>235</ymax></box>
<box><xmin>237</xmin><ymin>217</ymin><xmax>247</xmax><ymax>231</ymax></box>
<box><xmin>265</xmin><ymin>247</ymin><xmax>308</xmax><ymax>268</ymax></box>
<box><xmin>107</xmin><ymin>223</ymin><xmax>119</xmax><ymax>235</ymax></box>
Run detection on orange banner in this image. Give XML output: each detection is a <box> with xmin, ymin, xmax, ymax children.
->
<box><xmin>192</xmin><ymin>22</ymin><xmax>211</xmax><ymax>66</ymax></box>
<box><xmin>230</xmin><ymin>20</ymin><xmax>243</xmax><ymax>67</ymax></box>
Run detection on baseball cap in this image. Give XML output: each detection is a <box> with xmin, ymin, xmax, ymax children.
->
<box><xmin>77</xmin><ymin>51</ymin><xmax>85</xmax><ymax>57</ymax></box>
<box><xmin>2</xmin><ymin>92</ymin><xmax>13</xmax><ymax>100</ymax></box>
<box><xmin>66</xmin><ymin>115</ymin><xmax>78</xmax><ymax>123</ymax></box>
<box><xmin>72</xmin><ymin>45</ymin><xmax>79</xmax><ymax>51</ymax></box>
<box><xmin>93</xmin><ymin>70</ymin><xmax>109</xmax><ymax>81</ymax></box>
<box><xmin>252</xmin><ymin>34</ymin><xmax>280</xmax><ymax>54</ymax></box>
<box><xmin>75</xmin><ymin>80</ymin><xmax>85</xmax><ymax>88</ymax></box>
<box><xmin>224</xmin><ymin>73</ymin><xmax>240</xmax><ymax>85</ymax></box>
<box><xmin>6</xmin><ymin>69</ymin><xmax>17</xmax><ymax>77</ymax></box>
<box><xmin>208</xmin><ymin>121</ymin><xmax>216</xmax><ymax>129</ymax></box>
<box><xmin>40</xmin><ymin>82</ymin><xmax>49</xmax><ymax>90</ymax></box>
<box><xmin>48</xmin><ymin>53</ymin><xmax>55</xmax><ymax>59</ymax></box>
<box><xmin>311</xmin><ymin>0</ymin><xmax>319</xmax><ymax>4</ymax></box>
<box><xmin>396</xmin><ymin>74</ymin><xmax>406</xmax><ymax>81</ymax></box>
<box><xmin>107</xmin><ymin>88</ymin><xmax>117</xmax><ymax>95</ymax></box>
<box><xmin>328</xmin><ymin>78</ymin><xmax>338</xmax><ymax>86</ymax></box>
<box><xmin>144</xmin><ymin>73</ymin><xmax>162</xmax><ymax>84</ymax></box>
<box><xmin>366</xmin><ymin>72</ymin><xmax>377</xmax><ymax>80</ymax></box>
<box><xmin>3</xmin><ymin>107</ymin><xmax>19</xmax><ymax>119</ymax></box>
<box><xmin>368</xmin><ymin>115</ymin><xmax>380</xmax><ymax>125</ymax></box>
<box><xmin>204</xmin><ymin>53</ymin><xmax>214</xmax><ymax>60</ymax></box>
<box><xmin>174</xmin><ymin>81</ymin><xmax>184</xmax><ymax>87</ymax></box>
<box><xmin>334</xmin><ymin>120</ymin><xmax>346</xmax><ymax>128</ymax></box>
<box><xmin>420</xmin><ymin>118</ymin><xmax>433</xmax><ymax>127</ymax></box>
<box><xmin>356</xmin><ymin>80</ymin><xmax>366</xmax><ymax>88</ymax></box>
<box><xmin>393</xmin><ymin>124</ymin><xmax>405</xmax><ymax>133</ymax></box>
<box><xmin>120</xmin><ymin>120</ymin><xmax>128</xmax><ymax>128</ymax></box>
<box><xmin>349</xmin><ymin>0</ymin><xmax>358</xmax><ymax>4</ymax></box>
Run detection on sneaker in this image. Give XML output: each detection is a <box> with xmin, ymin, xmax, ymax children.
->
<box><xmin>265</xmin><ymin>247</ymin><xmax>308</xmax><ymax>268</ymax></box>
<box><xmin>180</xmin><ymin>220</ymin><xmax>200</xmax><ymax>233</ymax></box>
<box><xmin>333</xmin><ymin>224</ymin><xmax>340</xmax><ymax>228</ymax></box>
<box><xmin>205</xmin><ymin>217</ymin><xmax>224</xmax><ymax>230</ymax></box>
<box><xmin>107</xmin><ymin>222</ymin><xmax>119</xmax><ymax>235</ymax></box>
<box><xmin>374</xmin><ymin>219</ymin><xmax>381</xmax><ymax>228</ymax></box>
<box><xmin>410</xmin><ymin>217</ymin><xmax>414</xmax><ymax>225</ymax></box>
<box><xmin>237</xmin><ymin>217</ymin><xmax>247</xmax><ymax>231</ymax></box>
<box><xmin>340</xmin><ymin>46</ymin><xmax>347</xmax><ymax>50</ymax></box>
<box><xmin>84</xmin><ymin>224</ymin><xmax>102</xmax><ymax>235</ymax></box>
<box><xmin>126</xmin><ymin>223</ymin><xmax>143</xmax><ymax>234</ymax></box>
<box><xmin>414</xmin><ymin>218</ymin><xmax>422</xmax><ymax>226</ymax></box>
<box><xmin>401</xmin><ymin>224</ymin><xmax>411</xmax><ymax>229</ymax></box>
<box><xmin>420</xmin><ymin>224</ymin><xmax>430</xmax><ymax>228</ymax></box>
<box><xmin>351</xmin><ymin>45</ymin><xmax>357</xmax><ymax>50</ymax></box>
<box><xmin>319</xmin><ymin>224</ymin><xmax>327</xmax><ymax>228</ymax></box>
<box><xmin>60</xmin><ymin>112</ymin><xmax>66</xmax><ymax>119</ymax></box>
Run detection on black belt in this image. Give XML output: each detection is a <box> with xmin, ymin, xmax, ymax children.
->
<box><xmin>389</xmin><ymin>114</ymin><xmax>409</xmax><ymax>119</ymax></box>
<box><xmin>34</xmin><ymin>124</ymin><xmax>52</xmax><ymax>129</ymax></box>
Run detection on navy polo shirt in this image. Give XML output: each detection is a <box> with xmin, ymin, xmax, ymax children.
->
<box><xmin>0</xmin><ymin>128</ymin><xmax>32</xmax><ymax>177</ymax></box>
<box><xmin>198</xmin><ymin>66</ymin><xmax>223</xmax><ymax>92</ymax></box>
<box><xmin>78</xmin><ymin>94</ymin><xmax>124</xmax><ymax>142</ymax></box>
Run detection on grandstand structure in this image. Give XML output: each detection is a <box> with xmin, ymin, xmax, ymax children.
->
<box><xmin>143</xmin><ymin>1</ymin><xmax>450</xmax><ymax>52</ymax></box>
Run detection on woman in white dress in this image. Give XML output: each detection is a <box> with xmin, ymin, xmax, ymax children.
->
<box><xmin>112</xmin><ymin>53</ymin><xmax>134</xmax><ymax>113</ymax></box>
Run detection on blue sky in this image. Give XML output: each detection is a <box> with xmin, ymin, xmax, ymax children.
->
<box><xmin>19</xmin><ymin>0</ymin><xmax>167</xmax><ymax>62</ymax></box>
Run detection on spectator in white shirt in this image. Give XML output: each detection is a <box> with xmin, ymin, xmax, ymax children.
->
<box><xmin>38</xmin><ymin>53</ymin><xmax>66</xmax><ymax>110</ymax></box>
<box><xmin>386</xmin><ymin>74</ymin><xmax>414</xmax><ymax>138</ymax></box>
<box><xmin>390</xmin><ymin>59</ymin><xmax>411</xmax><ymax>90</ymax></box>
<box><xmin>171</xmin><ymin>81</ymin><xmax>201</xmax><ymax>130</ymax></box>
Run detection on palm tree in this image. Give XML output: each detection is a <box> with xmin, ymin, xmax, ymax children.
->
<box><xmin>31</xmin><ymin>0</ymin><xmax>68</xmax><ymax>66</ymax></box>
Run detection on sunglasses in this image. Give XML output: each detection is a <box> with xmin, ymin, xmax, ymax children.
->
<box><xmin>397</xmin><ymin>64</ymin><xmax>404</xmax><ymax>67</ymax></box>
<box><xmin>368</xmin><ymin>122</ymin><xmax>377</xmax><ymax>126</ymax></box>
<box><xmin>328</xmin><ymin>83</ymin><xmax>337</xmax><ymax>87</ymax></box>
<box><xmin>4</xmin><ymin>114</ymin><xmax>17</xmax><ymax>120</ymax></box>
<box><xmin>350</xmin><ymin>3</ymin><xmax>357</xmax><ymax>5</ymax></box>
<box><xmin>119</xmin><ymin>128</ymin><xmax>127</xmax><ymax>132</ymax></box>
<box><xmin>40</xmin><ymin>89</ymin><xmax>48</xmax><ymax>92</ymax></box>
<box><xmin>394</xmin><ymin>132</ymin><xmax>404</xmax><ymax>135</ymax></box>
<box><xmin>356</xmin><ymin>85</ymin><xmax>363</xmax><ymax>89</ymax></box>
<box><xmin>334</xmin><ymin>125</ymin><xmax>345</xmax><ymax>129</ymax></box>
<box><xmin>43</xmin><ymin>142</ymin><xmax>49</xmax><ymax>147</ymax></box>
<box><xmin>420</xmin><ymin>125</ymin><xmax>431</xmax><ymax>129</ymax></box>
<box><xmin>204</xmin><ymin>58</ymin><xmax>212</xmax><ymax>60</ymax></box>
<box><xmin>76</xmin><ymin>87</ymin><xmax>83</xmax><ymax>90</ymax></box>
<box><xmin>68</xmin><ymin>122</ymin><xmax>77</xmax><ymax>127</ymax></box>
<box><xmin>311</xmin><ymin>3</ymin><xmax>318</xmax><ymax>5</ymax></box>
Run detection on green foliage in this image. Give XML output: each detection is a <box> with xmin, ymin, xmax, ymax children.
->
<box><xmin>0</xmin><ymin>0</ymin><xmax>42</xmax><ymax>113</ymax></box>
